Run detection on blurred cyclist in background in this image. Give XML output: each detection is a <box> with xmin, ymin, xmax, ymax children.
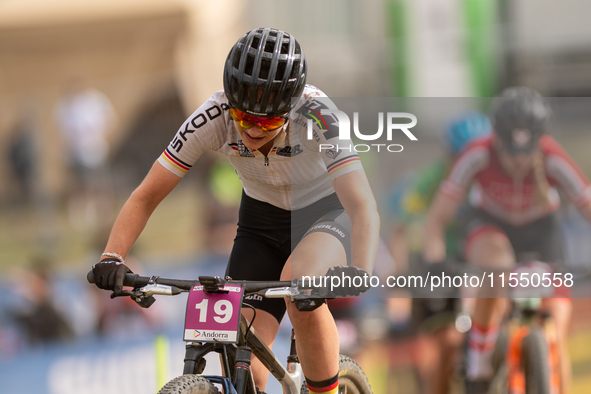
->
<box><xmin>386</xmin><ymin>111</ymin><xmax>491</xmax><ymax>394</ymax></box>
<box><xmin>423</xmin><ymin>86</ymin><xmax>591</xmax><ymax>394</ymax></box>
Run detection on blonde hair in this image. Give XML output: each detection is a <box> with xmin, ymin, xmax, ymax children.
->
<box><xmin>532</xmin><ymin>150</ymin><xmax>551</xmax><ymax>205</ymax></box>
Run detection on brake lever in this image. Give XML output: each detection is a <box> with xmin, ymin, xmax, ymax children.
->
<box><xmin>109</xmin><ymin>289</ymin><xmax>156</xmax><ymax>308</ymax></box>
<box><xmin>110</xmin><ymin>289</ymin><xmax>141</xmax><ymax>299</ymax></box>
<box><xmin>132</xmin><ymin>295</ymin><xmax>156</xmax><ymax>308</ymax></box>
<box><xmin>291</xmin><ymin>287</ymin><xmax>332</xmax><ymax>311</ymax></box>
<box><xmin>291</xmin><ymin>277</ymin><xmax>336</xmax><ymax>299</ymax></box>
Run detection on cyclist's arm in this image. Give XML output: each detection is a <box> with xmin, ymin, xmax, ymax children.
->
<box><xmin>422</xmin><ymin>190</ymin><xmax>462</xmax><ymax>262</ymax></box>
<box><xmin>578</xmin><ymin>202</ymin><xmax>591</xmax><ymax>224</ymax></box>
<box><xmin>421</xmin><ymin>141</ymin><xmax>486</xmax><ymax>262</ymax></box>
<box><xmin>332</xmin><ymin>169</ymin><xmax>380</xmax><ymax>274</ymax></box>
<box><xmin>542</xmin><ymin>136</ymin><xmax>591</xmax><ymax>223</ymax></box>
<box><xmin>103</xmin><ymin>161</ymin><xmax>182</xmax><ymax>259</ymax></box>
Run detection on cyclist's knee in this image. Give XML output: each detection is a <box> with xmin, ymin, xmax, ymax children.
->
<box><xmin>434</xmin><ymin>324</ymin><xmax>463</xmax><ymax>348</ymax></box>
<box><xmin>466</xmin><ymin>231</ymin><xmax>515</xmax><ymax>269</ymax></box>
<box><xmin>543</xmin><ymin>298</ymin><xmax>572</xmax><ymax>339</ymax></box>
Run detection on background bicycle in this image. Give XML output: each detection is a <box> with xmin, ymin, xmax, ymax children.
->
<box><xmin>427</xmin><ymin>260</ymin><xmax>588</xmax><ymax>394</ymax></box>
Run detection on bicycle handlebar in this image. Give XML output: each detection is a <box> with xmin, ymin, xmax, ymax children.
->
<box><xmin>87</xmin><ymin>271</ymin><xmax>294</xmax><ymax>293</ymax></box>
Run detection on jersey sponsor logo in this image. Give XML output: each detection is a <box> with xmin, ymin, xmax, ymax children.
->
<box><xmin>324</xmin><ymin>147</ymin><xmax>341</xmax><ymax>159</ymax></box>
<box><xmin>172</xmin><ymin>103</ymin><xmax>229</xmax><ymax>152</ymax></box>
<box><xmin>276</xmin><ymin>144</ymin><xmax>303</xmax><ymax>157</ymax></box>
<box><xmin>296</xmin><ymin>99</ymin><xmax>340</xmax><ymax>140</ymax></box>
<box><xmin>312</xmin><ymin>130</ymin><xmax>320</xmax><ymax>142</ymax></box>
<box><xmin>229</xmin><ymin>141</ymin><xmax>255</xmax><ymax>157</ymax></box>
<box><xmin>306</xmin><ymin>223</ymin><xmax>346</xmax><ymax>238</ymax></box>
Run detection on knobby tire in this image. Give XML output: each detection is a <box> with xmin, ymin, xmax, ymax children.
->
<box><xmin>522</xmin><ymin>327</ymin><xmax>551</xmax><ymax>394</ymax></box>
<box><xmin>158</xmin><ymin>375</ymin><xmax>220</xmax><ymax>394</ymax></box>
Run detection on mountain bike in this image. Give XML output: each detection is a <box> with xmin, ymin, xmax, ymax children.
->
<box><xmin>485</xmin><ymin>261</ymin><xmax>564</xmax><ymax>394</ymax></box>
<box><xmin>409</xmin><ymin>259</ymin><xmax>572</xmax><ymax>394</ymax></box>
<box><xmin>87</xmin><ymin>271</ymin><xmax>372</xmax><ymax>394</ymax></box>
<box><xmin>434</xmin><ymin>260</ymin><xmax>571</xmax><ymax>394</ymax></box>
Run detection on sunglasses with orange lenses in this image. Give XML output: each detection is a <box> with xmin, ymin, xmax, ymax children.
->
<box><xmin>229</xmin><ymin>108</ymin><xmax>288</xmax><ymax>131</ymax></box>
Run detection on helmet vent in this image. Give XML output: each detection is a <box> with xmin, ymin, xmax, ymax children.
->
<box><xmin>290</xmin><ymin>60</ymin><xmax>300</xmax><ymax>79</ymax></box>
<box><xmin>244</xmin><ymin>54</ymin><xmax>255</xmax><ymax>77</ymax></box>
<box><xmin>275</xmin><ymin>61</ymin><xmax>286</xmax><ymax>81</ymax></box>
<box><xmin>264</xmin><ymin>40</ymin><xmax>275</xmax><ymax>53</ymax></box>
<box><xmin>232</xmin><ymin>49</ymin><xmax>242</xmax><ymax>69</ymax></box>
<box><xmin>223</xmin><ymin>28</ymin><xmax>307</xmax><ymax>117</ymax></box>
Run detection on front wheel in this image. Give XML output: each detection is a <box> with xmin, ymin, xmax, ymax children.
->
<box><xmin>158</xmin><ymin>375</ymin><xmax>220</xmax><ymax>394</ymax></box>
<box><xmin>522</xmin><ymin>328</ymin><xmax>551</xmax><ymax>394</ymax></box>
<box><xmin>302</xmin><ymin>355</ymin><xmax>372</xmax><ymax>394</ymax></box>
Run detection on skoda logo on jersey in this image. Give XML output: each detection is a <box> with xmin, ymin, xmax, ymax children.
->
<box><xmin>299</xmin><ymin>100</ymin><xmax>418</xmax><ymax>153</ymax></box>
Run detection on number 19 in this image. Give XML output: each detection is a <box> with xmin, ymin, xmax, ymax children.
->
<box><xmin>195</xmin><ymin>299</ymin><xmax>233</xmax><ymax>324</ymax></box>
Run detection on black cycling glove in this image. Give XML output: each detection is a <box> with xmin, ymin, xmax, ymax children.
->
<box><xmin>412</xmin><ymin>258</ymin><xmax>461</xmax><ymax>298</ymax></box>
<box><xmin>92</xmin><ymin>258</ymin><xmax>132</xmax><ymax>294</ymax></box>
<box><xmin>324</xmin><ymin>265</ymin><xmax>371</xmax><ymax>297</ymax></box>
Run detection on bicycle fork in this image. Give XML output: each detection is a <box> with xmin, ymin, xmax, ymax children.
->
<box><xmin>233</xmin><ymin>329</ymin><xmax>303</xmax><ymax>394</ymax></box>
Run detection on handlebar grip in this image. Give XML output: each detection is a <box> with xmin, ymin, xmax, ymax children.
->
<box><xmin>86</xmin><ymin>271</ymin><xmax>143</xmax><ymax>287</ymax></box>
<box><xmin>87</xmin><ymin>271</ymin><xmax>95</xmax><ymax>284</ymax></box>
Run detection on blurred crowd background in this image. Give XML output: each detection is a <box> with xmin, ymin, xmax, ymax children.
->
<box><xmin>1</xmin><ymin>0</ymin><xmax>591</xmax><ymax>393</ymax></box>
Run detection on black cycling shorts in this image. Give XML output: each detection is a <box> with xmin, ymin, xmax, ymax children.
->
<box><xmin>462</xmin><ymin>207</ymin><xmax>565</xmax><ymax>263</ymax></box>
<box><xmin>226</xmin><ymin>191</ymin><xmax>352</xmax><ymax>323</ymax></box>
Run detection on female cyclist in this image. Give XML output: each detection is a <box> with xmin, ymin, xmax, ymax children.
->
<box><xmin>387</xmin><ymin>111</ymin><xmax>491</xmax><ymax>394</ymax></box>
<box><xmin>422</xmin><ymin>86</ymin><xmax>591</xmax><ymax>394</ymax></box>
<box><xmin>91</xmin><ymin>28</ymin><xmax>379</xmax><ymax>393</ymax></box>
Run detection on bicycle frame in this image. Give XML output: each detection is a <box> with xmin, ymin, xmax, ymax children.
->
<box><xmin>182</xmin><ymin>306</ymin><xmax>304</xmax><ymax>394</ymax></box>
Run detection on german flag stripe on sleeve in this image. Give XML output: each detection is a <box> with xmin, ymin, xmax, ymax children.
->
<box><xmin>327</xmin><ymin>155</ymin><xmax>361</xmax><ymax>176</ymax></box>
<box><xmin>161</xmin><ymin>148</ymin><xmax>192</xmax><ymax>173</ymax></box>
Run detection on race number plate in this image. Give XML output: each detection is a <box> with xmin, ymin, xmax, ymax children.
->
<box><xmin>184</xmin><ymin>285</ymin><xmax>244</xmax><ymax>343</ymax></box>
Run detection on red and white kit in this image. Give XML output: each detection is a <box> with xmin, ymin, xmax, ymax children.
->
<box><xmin>440</xmin><ymin>135</ymin><xmax>591</xmax><ymax>226</ymax></box>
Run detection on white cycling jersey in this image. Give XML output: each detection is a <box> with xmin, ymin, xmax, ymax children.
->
<box><xmin>158</xmin><ymin>85</ymin><xmax>363</xmax><ymax>210</ymax></box>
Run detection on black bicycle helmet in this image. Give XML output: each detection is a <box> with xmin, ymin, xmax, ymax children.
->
<box><xmin>223</xmin><ymin>28</ymin><xmax>307</xmax><ymax>117</ymax></box>
<box><xmin>491</xmin><ymin>86</ymin><xmax>552</xmax><ymax>153</ymax></box>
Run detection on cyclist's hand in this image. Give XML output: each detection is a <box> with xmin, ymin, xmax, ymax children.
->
<box><xmin>415</xmin><ymin>258</ymin><xmax>460</xmax><ymax>298</ymax></box>
<box><xmin>92</xmin><ymin>258</ymin><xmax>132</xmax><ymax>294</ymax></box>
<box><xmin>324</xmin><ymin>265</ymin><xmax>370</xmax><ymax>297</ymax></box>
<box><xmin>416</xmin><ymin>256</ymin><xmax>459</xmax><ymax>276</ymax></box>
<box><xmin>426</xmin><ymin>259</ymin><xmax>451</xmax><ymax>277</ymax></box>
